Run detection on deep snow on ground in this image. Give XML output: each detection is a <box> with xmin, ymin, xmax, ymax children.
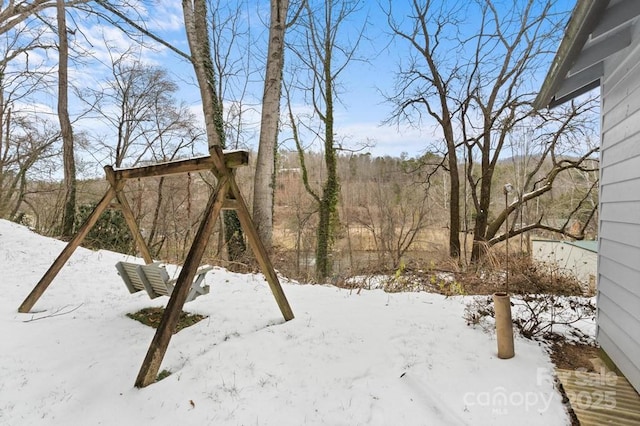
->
<box><xmin>0</xmin><ymin>219</ymin><xmax>572</xmax><ymax>425</ymax></box>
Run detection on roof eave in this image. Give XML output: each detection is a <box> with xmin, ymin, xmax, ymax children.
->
<box><xmin>534</xmin><ymin>0</ymin><xmax>610</xmax><ymax>110</ymax></box>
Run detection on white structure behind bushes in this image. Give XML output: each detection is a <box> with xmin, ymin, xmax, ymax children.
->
<box><xmin>532</xmin><ymin>239</ymin><xmax>597</xmax><ymax>293</ymax></box>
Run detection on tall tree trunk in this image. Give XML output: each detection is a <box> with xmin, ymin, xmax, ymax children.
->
<box><xmin>57</xmin><ymin>0</ymin><xmax>76</xmax><ymax>238</ymax></box>
<box><xmin>147</xmin><ymin>176</ymin><xmax>165</xmax><ymax>256</ymax></box>
<box><xmin>447</xmin><ymin>140</ymin><xmax>461</xmax><ymax>258</ymax></box>
<box><xmin>182</xmin><ymin>0</ymin><xmax>223</xmax><ymax>149</ymax></box>
<box><xmin>442</xmin><ymin>119</ymin><xmax>461</xmax><ymax>259</ymax></box>
<box><xmin>470</xmin><ymin>181</ymin><xmax>492</xmax><ymax>261</ymax></box>
<box><xmin>223</xmin><ymin>212</ymin><xmax>245</xmax><ymax>260</ymax></box>
<box><xmin>183</xmin><ymin>0</ymin><xmax>245</xmax><ymax>261</ymax></box>
<box><xmin>253</xmin><ymin>0</ymin><xmax>289</xmax><ymax>251</ymax></box>
<box><xmin>470</xmin><ymin>139</ymin><xmax>494</xmax><ymax>262</ymax></box>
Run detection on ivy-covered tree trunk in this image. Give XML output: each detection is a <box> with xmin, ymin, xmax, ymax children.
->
<box><xmin>315</xmin><ymin>173</ymin><xmax>339</xmax><ymax>279</ymax></box>
<box><xmin>315</xmin><ymin>66</ymin><xmax>339</xmax><ymax>279</ymax></box>
<box><xmin>223</xmin><ymin>210</ymin><xmax>245</xmax><ymax>260</ymax></box>
<box><xmin>183</xmin><ymin>0</ymin><xmax>245</xmax><ymax>261</ymax></box>
<box><xmin>285</xmin><ymin>0</ymin><xmax>362</xmax><ymax>280</ymax></box>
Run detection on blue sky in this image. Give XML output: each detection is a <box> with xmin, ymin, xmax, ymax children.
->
<box><xmin>163</xmin><ymin>1</ymin><xmax>433</xmax><ymax>158</ymax></box>
<box><xmin>69</xmin><ymin>0</ymin><xmax>453</xmax><ymax>158</ymax></box>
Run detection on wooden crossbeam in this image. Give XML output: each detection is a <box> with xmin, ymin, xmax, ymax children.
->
<box><xmin>113</xmin><ymin>151</ymin><xmax>248</xmax><ymax>180</ymax></box>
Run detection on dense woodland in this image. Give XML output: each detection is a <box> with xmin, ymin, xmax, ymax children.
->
<box><xmin>0</xmin><ymin>0</ymin><xmax>600</xmax><ymax>281</ymax></box>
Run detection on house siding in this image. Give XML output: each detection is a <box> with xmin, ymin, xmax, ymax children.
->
<box><xmin>598</xmin><ymin>18</ymin><xmax>640</xmax><ymax>393</ymax></box>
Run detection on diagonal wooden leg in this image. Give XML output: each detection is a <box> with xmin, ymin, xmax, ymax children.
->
<box><xmin>227</xmin><ymin>177</ymin><xmax>294</xmax><ymax>321</ymax></box>
<box><xmin>135</xmin><ymin>176</ymin><xmax>229</xmax><ymax>388</ymax></box>
<box><xmin>18</xmin><ymin>187</ymin><xmax>116</xmax><ymax>313</ymax></box>
<box><xmin>105</xmin><ymin>167</ymin><xmax>154</xmax><ymax>264</ymax></box>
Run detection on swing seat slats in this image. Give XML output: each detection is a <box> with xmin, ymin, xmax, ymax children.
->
<box><xmin>116</xmin><ymin>261</ymin><xmax>212</xmax><ymax>302</ymax></box>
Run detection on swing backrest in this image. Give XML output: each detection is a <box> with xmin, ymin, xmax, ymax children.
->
<box><xmin>138</xmin><ymin>263</ymin><xmax>173</xmax><ymax>298</ymax></box>
<box><xmin>116</xmin><ymin>261</ymin><xmax>151</xmax><ymax>295</ymax></box>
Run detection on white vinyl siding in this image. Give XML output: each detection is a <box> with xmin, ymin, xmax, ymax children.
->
<box><xmin>598</xmin><ymin>18</ymin><xmax>640</xmax><ymax>393</ymax></box>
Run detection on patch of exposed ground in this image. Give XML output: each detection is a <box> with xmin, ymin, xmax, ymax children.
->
<box><xmin>549</xmin><ymin>340</ymin><xmax>599</xmax><ymax>372</ymax></box>
<box><xmin>127</xmin><ymin>307</ymin><xmax>206</xmax><ymax>333</ymax></box>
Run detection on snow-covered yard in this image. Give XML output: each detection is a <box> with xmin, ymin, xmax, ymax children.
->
<box><xmin>0</xmin><ymin>219</ymin><xmax>573</xmax><ymax>425</ymax></box>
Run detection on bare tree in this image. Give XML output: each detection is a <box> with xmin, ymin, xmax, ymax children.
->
<box><xmin>0</xmin><ymin>19</ymin><xmax>57</xmax><ymax>219</ymax></box>
<box><xmin>355</xmin><ymin>158</ymin><xmax>432</xmax><ymax>269</ymax></box>
<box><xmin>141</xmin><ymin>100</ymin><xmax>204</xmax><ymax>257</ymax></box>
<box><xmin>206</xmin><ymin>0</ymin><xmax>259</xmax><ymax>261</ymax></box>
<box><xmin>385</xmin><ymin>0</ymin><xmax>465</xmax><ymax>258</ymax></box>
<box><xmin>79</xmin><ymin>51</ymin><xmax>184</xmax><ymax>168</ymax></box>
<box><xmin>0</xmin><ymin>113</ymin><xmax>60</xmax><ymax>221</ymax></box>
<box><xmin>82</xmin><ymin>51</ymin><xmax>209</xmax><ymax>257</ymax></box>
<box><xmin>484</xmin><ymin>100</ymin><xmax>599</xmax><ymax>249</ymax></box>
<box><xmin>208</xmin><ymin>0</ymin><xmax>256</xmax><ymax>148</ymax></box>
<box><xmin>285</xmin><ymin>0</ymin><xmax>365</xmax><ymax>280</ymax></box>
<box><xmin>0</xmin><ymin>0</ymin><xmax>90</xmax><ymax>35</ymax></box>
<box><xmin>386</xmin><ymin>0</ymin><xmax>597</xmax><ymax>262</ymax></box>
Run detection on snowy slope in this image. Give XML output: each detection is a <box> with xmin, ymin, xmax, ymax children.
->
<box><xmin>0</xmin><ymin>220</ymin><xmax>570</xmax><ymax>425</ymax></box>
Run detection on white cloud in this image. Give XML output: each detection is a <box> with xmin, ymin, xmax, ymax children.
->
<box><xmin>335</xmin><ymin>120</ymin><xmax>439</xmax><ymax>158</ymax></box>
<box><xmin>12</xmin><ymin>101</ymin><xmax>57</xmax><ymax>122</ymax></box>
<box><xmin>147</xmin><ymin>1</ymin><xmax>185</xmax><ymax>33</ymax></box>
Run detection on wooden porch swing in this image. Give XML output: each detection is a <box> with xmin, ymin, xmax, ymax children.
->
<box><xmin>17</xmin><ymin>146</ymin><xmax>294</xmax><ymax>387</ymax></box>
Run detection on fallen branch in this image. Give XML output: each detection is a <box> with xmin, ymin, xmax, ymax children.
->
<box><xmin>23</xmin><ymin>304</ymin><xmax>83</xmax><ymax>322</ymax></box>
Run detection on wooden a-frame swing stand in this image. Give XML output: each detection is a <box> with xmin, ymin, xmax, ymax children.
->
<box><xmin>17</xmin><ymin>146</ymin><xmax>294</xmax><ymax>388</ymax></box>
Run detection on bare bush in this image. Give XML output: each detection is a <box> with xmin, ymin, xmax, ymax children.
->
<box><xmin>464</xmin><ymin>294</ymin><xmax>595</xmax><ymax>341</ymax></box>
